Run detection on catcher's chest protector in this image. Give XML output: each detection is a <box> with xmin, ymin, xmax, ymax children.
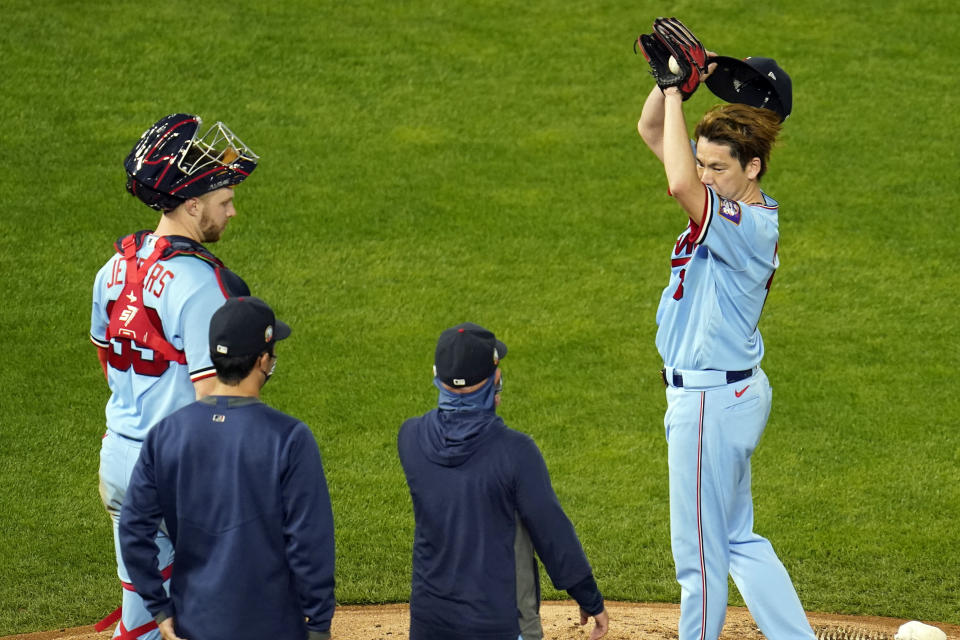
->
<box><xmin>105</xmin><ymin>232</ymin><xmax>245</xmax><ymax>373</ymax></box>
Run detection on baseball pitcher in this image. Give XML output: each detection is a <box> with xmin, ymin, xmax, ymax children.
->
<box><xmin>636</xmin><ymin>17</ymin><xmax>814</xmax><ymax>640</ymax></box>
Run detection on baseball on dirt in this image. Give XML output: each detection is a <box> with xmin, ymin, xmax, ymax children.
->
<box><xmin>895</xmin><ymin>620</ymin><xmax>947</xmax><ymax>640</ymax></box>
<box><xmin>668</xmin><ymin>56</ymin><xmax>680</xmax><ymax>74</ymax></box>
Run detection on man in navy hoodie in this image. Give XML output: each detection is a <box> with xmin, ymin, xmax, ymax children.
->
<box><xmin>398</xmin><ymin>322</ymin><xmax>609</xmax><ymax>640</ymax></box>
<box><xmin>119</xmin><ymin>297</ymin><xmax>336</xmax><ymax>640</ymax></box>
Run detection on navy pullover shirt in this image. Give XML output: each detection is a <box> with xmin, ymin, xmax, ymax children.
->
<box><xmin>398</xmin><ymin>408</ymin><xmax>603</xmax><ymax>640</ymax></box>
<box><xmin>120</xmin><ymin>396</ymin><xmax>335</xmax><ymax>640</ymax></box>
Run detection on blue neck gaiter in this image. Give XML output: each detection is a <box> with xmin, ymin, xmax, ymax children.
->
<box><xmin>435</xmin><ymin>376</ymin><xmax>497</xmax><ymax>412</ymax></box>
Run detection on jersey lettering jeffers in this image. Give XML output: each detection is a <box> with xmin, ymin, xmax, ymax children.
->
<box><xmin>655</xmin><ymin>184</ymin><xmax>780</xmax><ymax>372</ymax></box>
<box><xmin>107</xmin><ymin>258</ymin><xmax>175</xmax><ymax>296</ymax></box>
<box><xmin>91</xmin><ymin>234</ymin><xmax>233</xmax><ymax>439</ymax></box>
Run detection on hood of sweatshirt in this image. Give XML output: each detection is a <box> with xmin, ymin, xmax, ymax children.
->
<box><xmin>418</xmin><ymin>408</ymin><xmax>504</xmax><ymax>467</ymax></box>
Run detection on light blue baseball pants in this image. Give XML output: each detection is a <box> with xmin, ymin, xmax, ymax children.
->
<box><xmin>99</xmin><ymin>431</ymin><xmax>173</xmax><ymax>640</ymax></box>
<box><xmin>664</xmin><ymin>369</ymin><xmax>815</xmax><ymax>640</ymax></box>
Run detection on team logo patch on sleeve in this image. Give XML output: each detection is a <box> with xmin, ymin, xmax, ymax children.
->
<box><xmin>718</xmin><ymin>198</ymin><xmax>742</xmax><ymax>224</ymax></box>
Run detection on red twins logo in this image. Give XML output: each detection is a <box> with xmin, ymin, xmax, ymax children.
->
<box><xmin>674</xmin><ymin>224</ymin><xmax>697</xmax><ymax>258</ymax></box>
<box><xmin>670</xmin><ymin>222</ymin><xmax>699</xmax><ymax>301</ymax></box>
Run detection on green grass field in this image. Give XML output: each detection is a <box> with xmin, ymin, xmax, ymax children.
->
<box><xmin>1</xmin><ymin>0</ymin><xmax>958</xmax><ymax>635</ymax></box>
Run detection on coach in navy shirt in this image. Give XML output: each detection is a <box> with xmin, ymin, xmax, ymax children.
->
<box><xmin>120</xmin><ymin>297</ymin><xmax>335</xmax><ymax>640</ymax></box>
<box><xmin>398</xmin><ymin>322</ymin><xmax>608</xmax><ymax>640</ymax></box>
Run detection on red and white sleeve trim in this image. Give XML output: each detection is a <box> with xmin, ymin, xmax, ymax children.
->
<box><xmin>190</xmin><ymin>368</ymin><xmax>217</xmax><ymax>382</ymax></box>
<box><xmin>692</xmin><ymin>185</ymin><xmax>712</xmax><ymax>245</ymax></box>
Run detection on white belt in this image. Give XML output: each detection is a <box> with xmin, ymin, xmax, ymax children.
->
<box><xmin>663</xmin><ymin>366</ymin><xmax>759</xmax><ymax>390</ymax></box>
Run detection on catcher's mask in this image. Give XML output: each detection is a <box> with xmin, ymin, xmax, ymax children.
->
<box><xmin>124</xmin><ymin>113</ymin><xmax>259</xmax><ymax>212</ymax></box>
<box><xmin>705</xmin><ymin>57</ymin><xmax>792</xmax><ymax>122</ymax></box>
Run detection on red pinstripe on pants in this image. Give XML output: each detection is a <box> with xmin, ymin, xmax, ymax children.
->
<box><xmin>696</xmin><ymin>392</ymin><xmax>707</xmax><ymax>640</ymax></box>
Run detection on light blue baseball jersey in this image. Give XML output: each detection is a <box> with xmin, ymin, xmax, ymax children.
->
<box><xmin>90</xmin><ymin>234</ymin><xmax>228</xmax><ymax>440</ymax></box>
<box><xmin>655</xmin><ymin>184</ymin><xmax>779</xmax><ymax>371</ymax></box>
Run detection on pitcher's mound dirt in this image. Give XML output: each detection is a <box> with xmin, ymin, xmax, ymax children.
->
<box><xmin>5</xmin><ymin>601</ymin><xmax>958</xmax><ymax>640</ymax></box>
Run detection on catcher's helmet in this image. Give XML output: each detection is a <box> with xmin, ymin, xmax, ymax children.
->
<box><xmin>125</xmin><ymin>113</ymin><xmax>259</xmax><ymax>211</ymax></box>
<box><xmin>705</xmin><ymin>57</ymin><xmax>792</xmax><ymax>122</ymax></box>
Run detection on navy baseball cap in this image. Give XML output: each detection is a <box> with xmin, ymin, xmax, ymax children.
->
<box><xmin>434</xmin><ymin>322</ymin><xmax>507</xmax><ymax>387</ymax></box>
<box><xmin>705</xmin><ymin>56</ymin><xmax>792</xmax><ymax>122</ymax></box>
<box><xmin>210</xmin><ymin>297</ymin><xmax>291</xmax><ymax>357</ymax></box>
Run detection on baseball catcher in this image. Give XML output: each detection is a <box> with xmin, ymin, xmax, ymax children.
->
<box><xmin>91</xmin><ymin>113</ymin><xmax>258</xmax><ymax>640</ymax></box>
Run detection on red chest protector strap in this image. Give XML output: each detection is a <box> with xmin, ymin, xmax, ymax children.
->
<box><xmin>106</xmin><ymin>234</ymin><xmax>187</xmax><ymax>365</ymax></box>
